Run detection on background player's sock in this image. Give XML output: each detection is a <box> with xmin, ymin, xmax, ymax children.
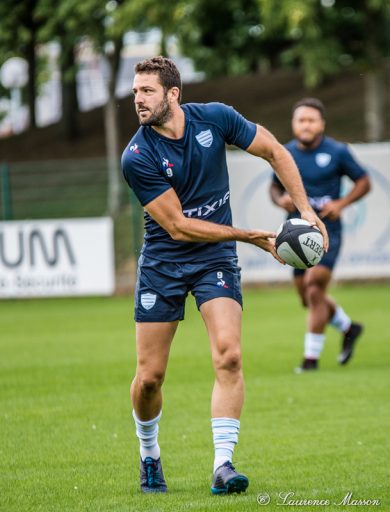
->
<box><xmin>304</xmin><ymin>332</ymin><xmax>325</xmax><ymax>360</ymax></box>
<box><xmin>211</xmin><ymin>417</ymin><xmax>240</xmax><ymax>473</ymax></box>
<box><xmin>329</xmin><ymin>306</ymin><xmax>352</xmax><ymax>333</ymax></box>
<box><xmin>133</xmin><ymin>410</ymin><xmax>161</xmax><ymax>461</ymax></box>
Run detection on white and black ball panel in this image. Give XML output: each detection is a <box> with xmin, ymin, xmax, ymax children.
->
<box><xmin>275</xmin><ymin>219</ymin><xmax>324</xmax><ymax>269</ymax></box>
<box><xmin>299</xmin><ymin>230</ymin><xmax>324</xmax><ymax>265</ymax></box>
<box><xmin>276</xmin><ymin>241</ymin><xmax>308</xmax><ymax>269</ymax></box>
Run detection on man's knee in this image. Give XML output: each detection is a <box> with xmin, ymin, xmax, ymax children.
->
<box><xmin>136</xmin><ymin>371</ymin><xmax>165</xmax><ymax>396</ymax></box>
<box><xmin>214</xmin><ymin>344</ymin><xmax>242</xmax><ymax>373</ymax></box>
<box><xmin>303</xmin><ymin>267</ymin><xmax>332</xmax><ymax>307</ymax></box>
<box><xmin>304</xmin><ymin>281</ymin><xmax>324</xmax><ymax>306</ymax></box>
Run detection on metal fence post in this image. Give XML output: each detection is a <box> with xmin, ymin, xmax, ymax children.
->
<box><xmin>0</xmin><ymin>162</ymin><xmax>13</xmax><ymax>220</ymax></box>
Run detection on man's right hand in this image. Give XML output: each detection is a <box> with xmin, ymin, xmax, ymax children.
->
<box><xmin>278</xmin><ymin>193</ymin><xmax>296</xmax><ymax>213</ymax></box>
<box><xmin>250</xmin><ymin>230</ymin><xmax>286</xmax><ymax>265</ymax></box>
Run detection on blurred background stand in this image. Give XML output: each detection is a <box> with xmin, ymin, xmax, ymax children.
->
<box><xmin>0</xmin><ymin>57</ymin><xmax>29</xmax><ymax>135</ymax></box>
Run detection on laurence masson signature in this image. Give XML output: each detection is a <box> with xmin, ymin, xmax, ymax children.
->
<box><xmin>256</xmin><ymin>491</ymin><xmax>381</xmax><ymax>506</ymax></box>
<box><xmin>278</xmin><ymin>491</ymin><xmax>381</xmax><ymax>506</ymax></box>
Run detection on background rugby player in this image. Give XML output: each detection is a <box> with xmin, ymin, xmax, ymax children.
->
<box><xmin>270</xmin><ymin>98</ymin><xmax>371</xmax><ymax>372</ymax></box>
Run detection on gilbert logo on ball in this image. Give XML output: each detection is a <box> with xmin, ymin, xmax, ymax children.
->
<box><xmin>275</xmin><ymin>219</ymin><xmax>324</xmax><ymax>269</ymax></box>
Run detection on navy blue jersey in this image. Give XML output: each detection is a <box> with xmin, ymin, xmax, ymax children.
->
<box><xmin>122</xmin><ymin>102</ymin><xmax>257</xmax><ymax>262</ymax></box>
<box><xmin>273</xmin><ymin>136</ymin><xmax>367</xmax><ymax>232</ymax></box>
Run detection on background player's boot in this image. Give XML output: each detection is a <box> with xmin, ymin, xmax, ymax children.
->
<box><xmin>295</xmin><ymin>358</ymin><xmax>318</xmax><ymax>373</ymax></box>
<box><xmin>211</xmin><ymin>461</ymin><xmax>249</xmax><ymax>495</ymax></box>
<box><xmin>338</xmin><ymin>322</ymin><xmax>363</xmax><ymax>365</ymax></box>
<box><xmin>140</xmin><ymin>456</ymin><xmax>167</xmax><ymax>493</ymax></box>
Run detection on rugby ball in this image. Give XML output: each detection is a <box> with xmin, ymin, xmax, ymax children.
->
<box><xmin>275</xmin><ymin>219</ymin><xmax>324</xmax><ymax>269</ymax></box>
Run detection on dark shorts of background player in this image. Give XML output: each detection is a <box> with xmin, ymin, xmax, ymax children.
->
<box><xmin>294</xmin><ymin>229</ymin><xmax>342</xmax><ymax>277</ymax></box>
<box><xmin>134</xmin><ymin>255</ymin><xmax>242</xmax><ymax>322</ymax></box>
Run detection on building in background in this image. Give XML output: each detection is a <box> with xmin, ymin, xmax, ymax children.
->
<box><xmin>0</xmin><ymin>30</ymin><xmax>204</xmax><ymax>137</ymax></box>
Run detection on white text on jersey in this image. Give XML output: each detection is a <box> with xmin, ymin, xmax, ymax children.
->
<box><xmin>183</xmin><ymin>191</ymin><xmax>230</xmax><ymax>218</ymax></box>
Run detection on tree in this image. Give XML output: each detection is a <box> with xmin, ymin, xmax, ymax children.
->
<box><xmin>115</xmin><ymin>0</ymin><xmax>184</xmax><ymax>57</ymax></box>
<box><xmin>258</xmin><ymin>0</ymin><xmax>390</xmax><ymax>141</ymax></box>
<box><xmin>36</xmin><ymin>0</ymin><xmax>96</xmax><ymax>140</ymax></box>
<box><xmin>45</xmin><ymin>0</ymin><xmax>140</xmax><ymax>215</ymax></box>
<box><xmin>101</xmin><ymin>1</ymin><xmax>126</xmax><ymax>216</ymax></box>
<box><xmin>359</xmin><ymin>1</ymin><xmax>390</xmax><ymax>141</ymax></box>
<box><xmin>36</xmin><ymin>0</ymin><xmax>127</xmax><ymax>213</ymax></box>
<box><xmin>177</xmin><ymin>0</ymin><xmax>269</xmax><ymax>76</ymax></box>
<box><xmin>0</xmin><ymin>0</ymin><xmax>41</xmax><ymax>128</ymax></box>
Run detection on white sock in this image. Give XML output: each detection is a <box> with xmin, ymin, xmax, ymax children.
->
<box><xmin>133</xmin><ymin>410</ymin><xmax>161</xmax><ymax>461</ymax></box>
<box><xmin>304</xmin><ymin>332</ymin><xmax>325</xmax><ymax>359</ymax></box>
<box><xmin>329</xmin><ymin>306</ymin><xmax>352</xmax><ymax>333</ymax></box>
<box><xmin>212</xmin><ymin>417</ymin><xmax>240</xmax><ymax>473</ymax></box>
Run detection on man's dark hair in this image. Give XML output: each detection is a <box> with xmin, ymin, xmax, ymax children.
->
<box><xmin>135</xmin><ymin>56</ymin><xmax>182</xmax><ymax>102</ymax></box>
<box><xmin>292</xmin><ymin>98</ymin><xmax>326</xmax><ymax>119</ymax></box>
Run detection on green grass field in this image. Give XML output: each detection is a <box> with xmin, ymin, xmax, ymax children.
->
<box><xmin>1</xmin><ymin>284</ymin><xmax>389</xmax><ymax>511</ymax></box>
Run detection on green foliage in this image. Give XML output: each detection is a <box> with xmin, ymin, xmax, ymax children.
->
<box><xmin>0</xmin><ymin>0</ymin><xmax>40</xmax><ymax>67</ymax></box>
<box><xmin>36</xmin><ymin>0</ymin><xmax>105</xmax><ymax>50</ymax></box>
<box><xmin>258</xmin><ymin>0</ymin><xmax>390</xmax><ymax>86</ymax></box>
<box><xmin>0</xmin><ymin>1</ymin><xmax>29</xmax><ymax>64</ymax></box>
<box><xmin>177</xmin><ymin>0</ymin><xmax>269</xmax><ymax>76</ymax></box>
<box><xmin>35</xmin><ymin>0</ymin><xmax>142</xmax><ymax>53</ymax></box>
<box><xmin>173</xmin><ymin>0</ymin><xmax>390</xmax><ymax>85</ymax></box>
<box><xmin>114</xmin><ymin>0</ymin><xmax>183</xmax><ymax>55</ymax></box>
<box><xmin>1</xmin><ymin>0</ymin><xmax>390</xmax><ymax>133</ymax></box>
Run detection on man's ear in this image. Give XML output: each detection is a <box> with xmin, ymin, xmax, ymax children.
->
<box><xmin>169</xmin><ymin>87</ymin><xmax>180</xmax><ymax>103</ymax></box>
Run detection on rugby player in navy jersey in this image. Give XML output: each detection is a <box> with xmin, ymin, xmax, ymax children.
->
<box><xmin>270</xmin><ymin>98</ymin><xmax>371</xmax><ymax>373</ymax></box>
<box><xmin>121</xmin><ymin>57</ymin><xmax>327</xmax><ymax>495</ymax></box>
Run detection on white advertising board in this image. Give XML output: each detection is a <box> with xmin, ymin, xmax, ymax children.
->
<box><xmin>227</xmin><ymin>143</ymin><xmax>390</xmax><ymax>282</ymax></box>
<box><xmin>0</xmin><ymin>217</ymin><xmax>115</xmax><ymax>298</ymax></box>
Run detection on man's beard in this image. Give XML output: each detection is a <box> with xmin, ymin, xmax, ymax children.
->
<box><xmin>299</xmin><ymin>137</ymin><xmax>316</xmax><ymax>147</ymax></box>
<box><xmin>138</xmin><ymin>94</ymin><xmax>172</xmax><ymax>126</ymax></box>
<box><xmin>297</xmin><ymin>132</ymin><xmax>323</xmax><ymax>148</ymax></box>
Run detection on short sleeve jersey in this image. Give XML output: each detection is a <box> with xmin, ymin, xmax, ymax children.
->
<box><xmin>272</xmin><ymin>136</ymin><xmax>367</xmax><ymax>232</ymax></box>
<box><xmin>122</xmin><ymin>102</ymin><xmax>257</xmax><ymax>262</ymax></box>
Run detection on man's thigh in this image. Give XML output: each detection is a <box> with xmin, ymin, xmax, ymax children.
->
<box><xmin>135</xmin><ymin>321</ymin><xmax>179</xmax><ymax>374</ymax></box>
<box><xmin>135</xmin><ymin>255</ymin><xmax>188</xmax><ymax>322</ymax></box>
<box><xmin>304</xmin><ymin>264</ymin><xmax>333</xmax><ymax>291</ymax></box>
<box><xmin>190</xmin><ymin>257</ymin><xmax>243</xmax><ymax>311</ymax></box>
<box><xmin>199</xmin><ymin>297</ymin><xmax>242</xmax><ymax>352</ymax></box>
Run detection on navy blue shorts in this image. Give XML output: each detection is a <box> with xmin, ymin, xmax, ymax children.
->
<box><xmin>134</xmin><ymin>255</ymin><xmax>242</xmax><ymax>322</ymax></box>
<box><xmin>294</xmin><ymin>229</ymin><xmax>342</xmax><ymax>277</ymax></box>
